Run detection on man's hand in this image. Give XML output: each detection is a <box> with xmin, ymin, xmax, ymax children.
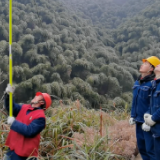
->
<box><xmin>7</xmin><ymin>116</ymin><xmax>15</xmax><ymax>125</ymax></box>
<box><xmin>144</xmin><ymin>114</ymin><xmax>156</xmax><ymax>126</ymax></box>
<box><xmin>142</xmin><ymin>123</ymin><xmax>151</xmax><ymax>132</ymax></box>
<box><xmin>129</xmin><ymin>117</ymin><xmax>136</xmax><ymax>125</ymax></box>
<box><xmin>5</xmin><ymin>84</ymin><xmax>15</xmax><ymax>94</ymax></box>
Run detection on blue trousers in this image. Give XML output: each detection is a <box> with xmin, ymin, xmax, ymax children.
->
<box><xmin>136</xmin><ymin>123</ymin><xmax>156</xmax><ymax>160</ymax></box>
<box><xmin>4</xmin><ymin>149</ymin><xmax>37</xmax><ymax>160</ymax></box>
<box><xmin>153</xmin><ymin>136</ymin><xmax>160</xmax><ymax>160</ymax></box>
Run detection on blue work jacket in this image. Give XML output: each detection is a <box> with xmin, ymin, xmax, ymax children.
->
<box><xmin>131</xmin><ymin>77</ymin><xmax>154</xmax><ymax>123</ymax></box>
<box><xmin>149</xmin><ymin>79</ymin><xmax>160</xmax><ymax>137</ymax></box>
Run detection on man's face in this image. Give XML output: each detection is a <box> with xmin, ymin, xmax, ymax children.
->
<box><xmin>139</xmin><ymin>61</ymin><xmax>153</xmax><ymax>73</ymax></box>
<box><xmin>154</xmin><ymin>64</ymin><xmax>160</xmax><ymax>75</ymax></box>
<box><xmin>31</xmin><ymin>95</ymin><xmax>45</xmax><ymax>108</ymax></box>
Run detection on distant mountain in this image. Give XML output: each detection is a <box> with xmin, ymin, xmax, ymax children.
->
<box><xmin>60</xmin><ymin>0</ymin><xmax>156</xmax><ymax>29</ymax></box>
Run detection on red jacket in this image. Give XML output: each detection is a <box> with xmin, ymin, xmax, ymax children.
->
<box><xmin>5</xmin><ymin>104</ymin><xmax>45</xmax><ymax>157</ymax></box>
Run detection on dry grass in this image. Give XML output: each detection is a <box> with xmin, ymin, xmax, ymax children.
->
<box><xmin>0</xmin><ymin>101</ymin><xmax>136</xmax><ymax>160</ymax></box>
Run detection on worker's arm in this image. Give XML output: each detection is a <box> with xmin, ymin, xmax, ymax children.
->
<box><xmin>10</xmin><ymin>117</ymin><xmax>45</xmax><ymax>137</ymax></box>
<box><xmin>152</xmin><ymin>108</ymin><xmax>160</xmax><ymax>122</ymax></box>
<box><xmin>4</xmin><ymin>94</ymin><xmax>22</xmax><ymax>117</ymax></box>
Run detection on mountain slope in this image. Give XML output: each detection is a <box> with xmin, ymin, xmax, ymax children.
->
<box><xmin>60</xmin><ymin>0</ymin><xmax>156</xmax><ymax>29</ymax></box>
<box><xmin>114</xmin><ymin>0</ymin><xmax>160</xmax><ymax>64</ymax></box>
<box><xmin>0</xmin><ymin>0</ymin><xmax>137</xmax><ymax>109</ymax></box>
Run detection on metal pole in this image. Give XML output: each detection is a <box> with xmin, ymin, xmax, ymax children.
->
<box><xmin>9</xmin><ymin>0</ymin><xmax>13</xmax><ymax>117</ymax></box>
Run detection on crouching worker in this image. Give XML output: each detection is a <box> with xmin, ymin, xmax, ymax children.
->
<box><xmin>144</xmin><ymin>64</ymin><xmax>160</xmax><ymax>160</ymax></box>
<box><xmin>129</xmin><ymin>56</ymin><xmax>160</xmax><ymax>160</ymax></box>
<box><xmin>3</xmin><ymin>84</ymin><xmax>52</xmax><ymax>160</ymax></box>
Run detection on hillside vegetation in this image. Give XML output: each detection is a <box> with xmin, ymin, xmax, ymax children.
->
<box><xmin>60</xmin><ymin>0</ymin><xmax>155</xmax><ymax>29</ymax></box>
<box><xmin>0</xmin><ymin>102</ymin><xmax>136</xmax><ymax>159</ymax></box>
<box><xmin>60</xmin><ymin>0</ymin><xmax>160</xmax><ymax>68</ymax></box>
<box><xmin>0</xmin><ymin>0</ymin><xmax>138</xmax><ymax>109</ymax></box>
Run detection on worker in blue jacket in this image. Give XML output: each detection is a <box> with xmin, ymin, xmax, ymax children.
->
<box><xmin>129</xmin><ymin>56</ymin><xmax>160</xmax><ymax>160</ymax></box>
<box><xmin>144</xmin><ymin>63</ymin><xmax>160</xmax><ymax>160</ymax></box>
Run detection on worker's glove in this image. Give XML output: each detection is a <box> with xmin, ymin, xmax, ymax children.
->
<box><xmin>5</xmin><ymin>84</ymin><xmax>15</xmax><ymax>94</ymax></box>
<box><xmin>142</xmin><ymin>123</ymin><xmax>151</xmax><ymax>132</ymax></box>
<box><xmin>7</xmin><ymin>116</ymin><xmax>15</xmax><ymax>125</ymax></box>
<box><xmin>129</xmin><ymin>117</ymin><xmax>136</xmax><ymax>125</ymax></box>
<box><xmin>144</xmin><ymin>114</ymin><xmax>156</xmax><ymax>126</ymax></box>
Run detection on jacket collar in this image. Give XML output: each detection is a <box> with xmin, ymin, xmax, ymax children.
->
<box><xmin>138</xmin><ymin>73</ymin><xmax>155</xmax><ymax>84</ymax></box>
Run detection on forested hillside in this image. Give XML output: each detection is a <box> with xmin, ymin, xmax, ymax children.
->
<box><xmin>0</xmin><ymin>0</ymin><xmax>139</xmax><ymax>109</ymax></box>
<box><xmin>114</xmin><ymin>0</ymin><xmax>160</xmax><ymax>62</ymax></box>
<box><xmin>1</xmin><ymin>0</ymin><xmax>160</xmax><ymax>110</ymax></box>
<box><xmin>60</xmin><ymin>0</ymin><xmax>160</xmax><ymax>66</ymax></box>
<box><xmin>60</xmin><ymin>0</ymin><xmax>156</xmax><ymax>29</ymax></box>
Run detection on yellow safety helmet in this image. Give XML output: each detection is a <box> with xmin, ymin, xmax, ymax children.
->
<box><xmin>142</xmin><ymin>56</ymin><xmax>160</xmax><ymax>67</ymax></box>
